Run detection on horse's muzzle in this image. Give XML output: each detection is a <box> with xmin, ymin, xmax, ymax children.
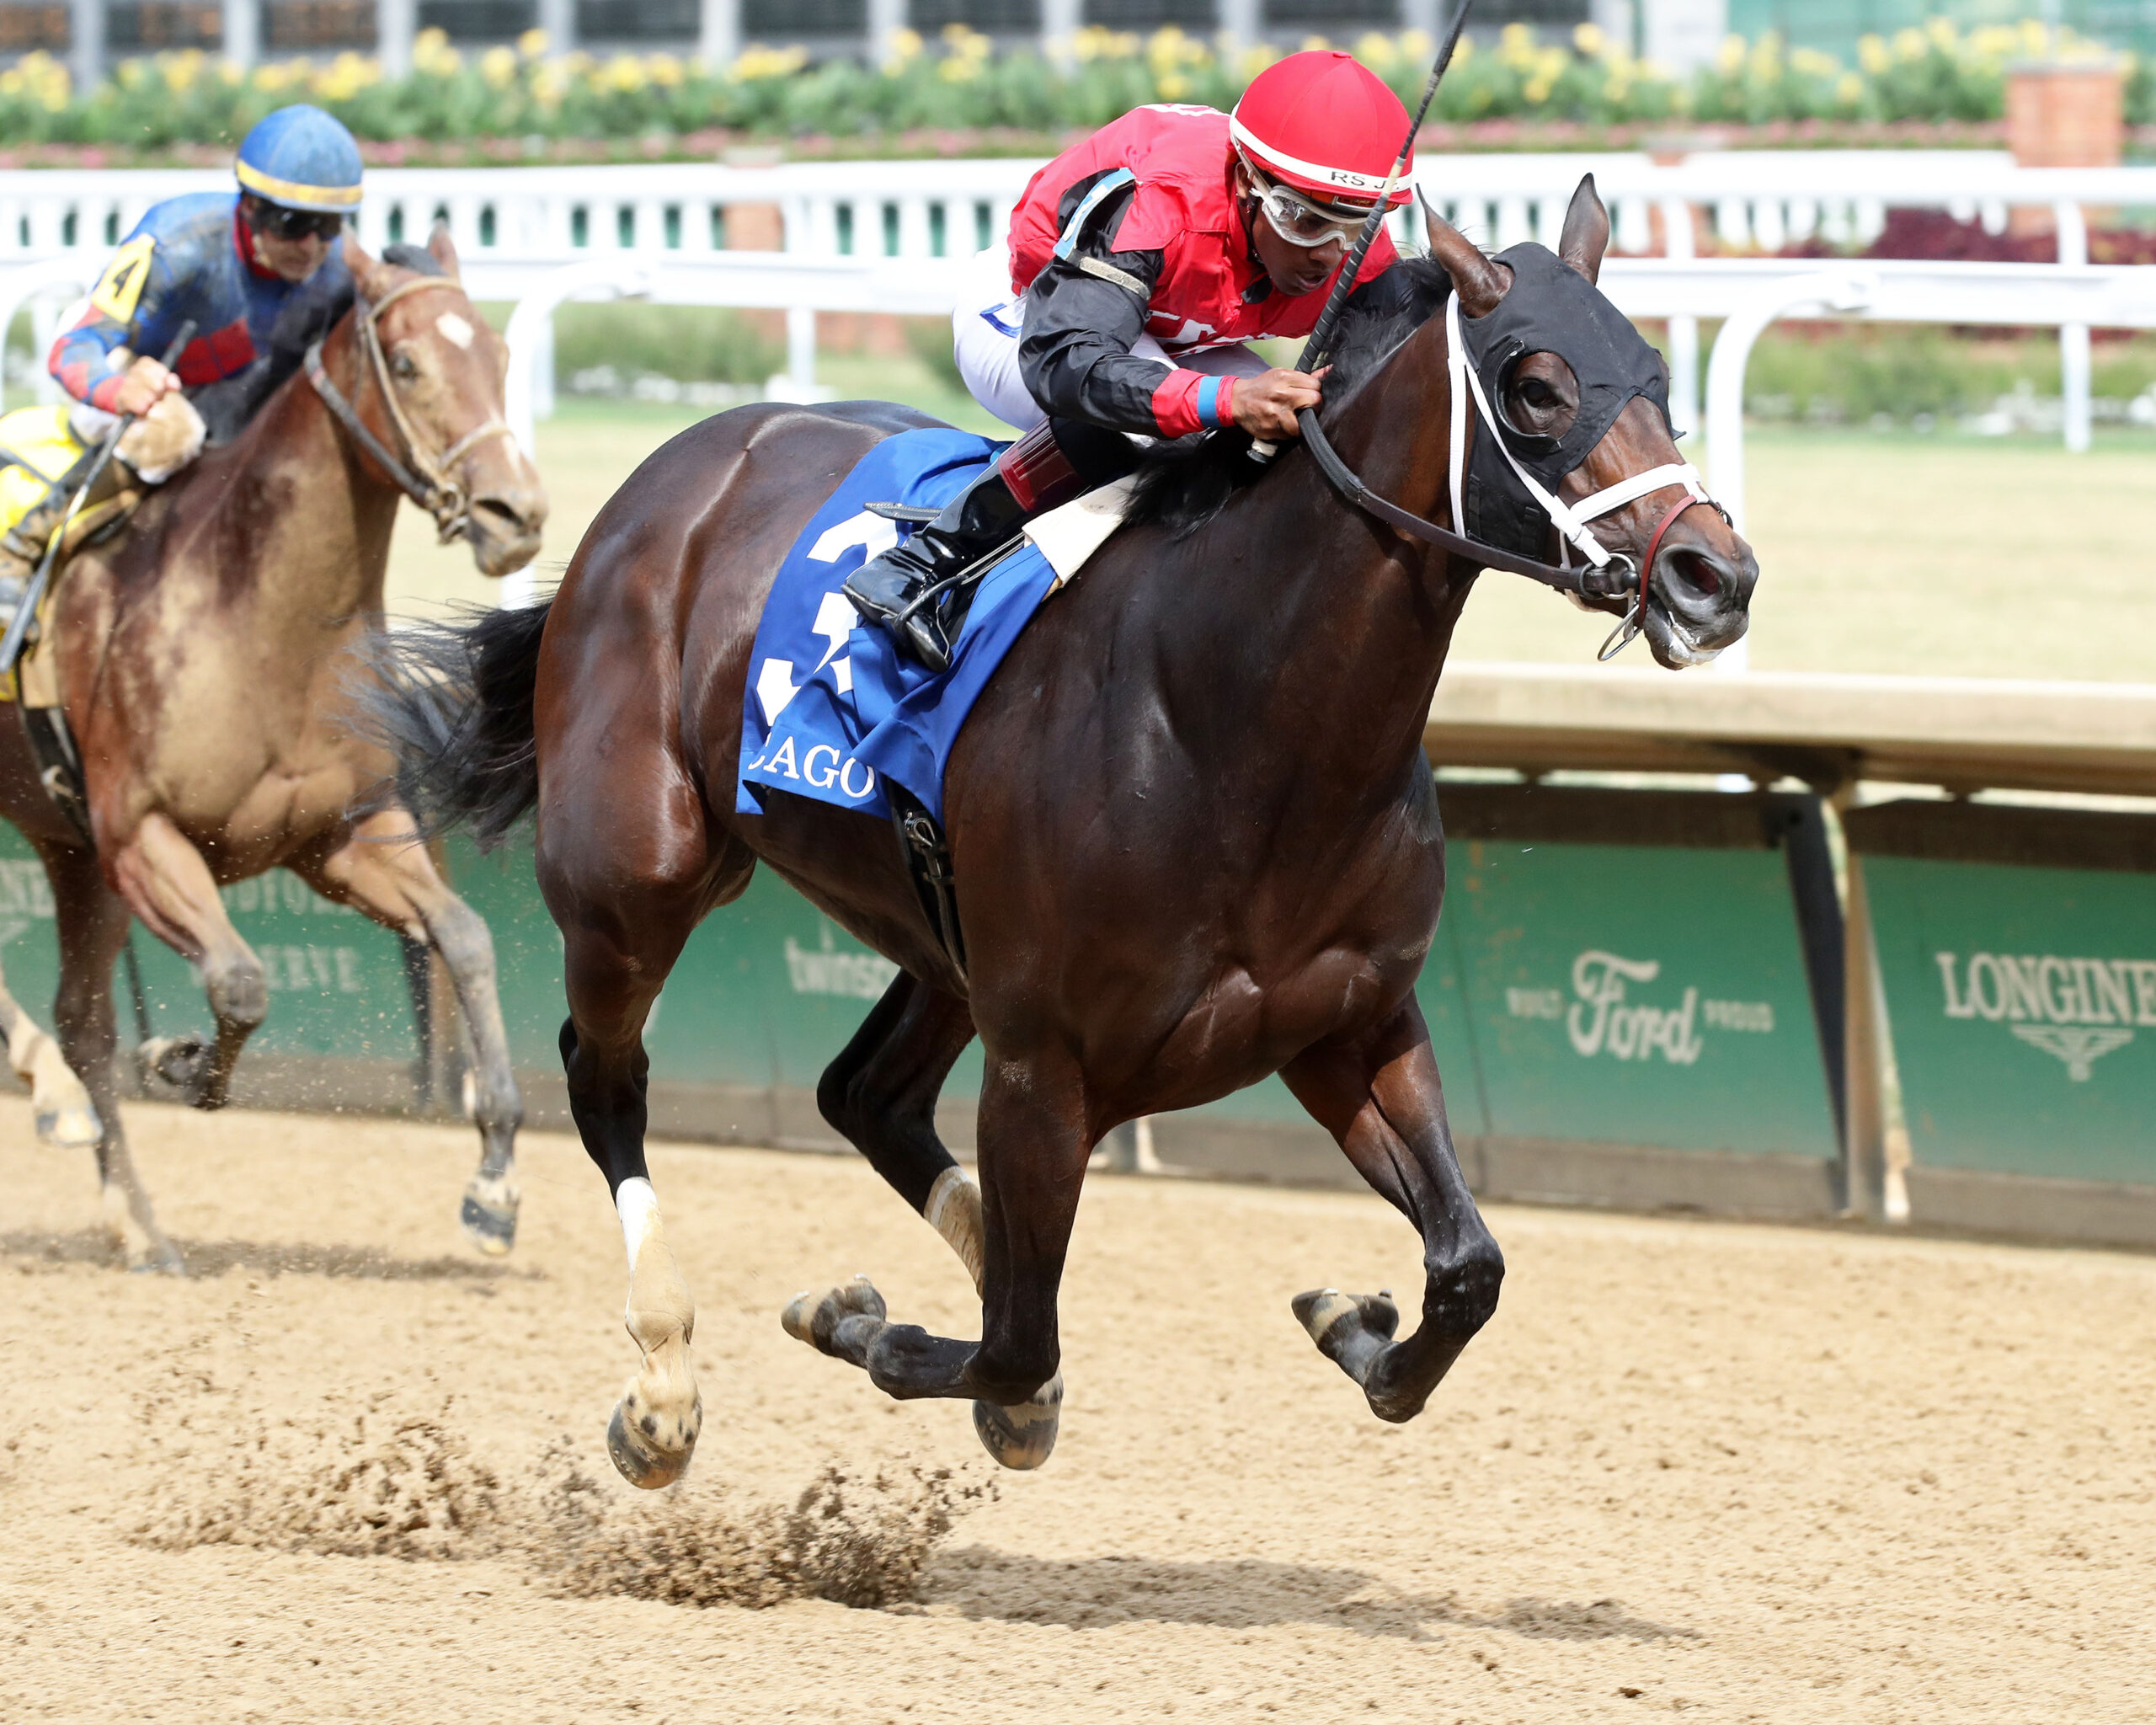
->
<box><xmin>467</xmin><ymin>490</ymin><xmax>547</xmax><ymax>579</ymax></box>
<box><xmin>1645</xmin><ymin>534</ymin><xmax>1757</xmax><ymax>669</ymax></box>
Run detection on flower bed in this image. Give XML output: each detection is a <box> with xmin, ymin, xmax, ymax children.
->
<box><xmin>0</xmin><ymin>18</ymin><xmax>2137</xmax><ymax>160</ymax></box>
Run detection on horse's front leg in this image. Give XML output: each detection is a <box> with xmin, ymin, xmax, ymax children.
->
<box><xmin>1281</xmin><ymin>997</ymin><xmax>1504</xmax><ymax>1423</ymax></box>
<box><xmin>291</xmin><ymin>809</ymin><xmax>526</xmax><ymax>1256</ymax></box>
<box><xmin>106</xmin><ymin>813</ymin><xmax>267</xmax><ymax>1111</ymax></box>
<box><xmin>784</xmin><ymin>1049</ymin><xmax>1085</xmax><ymax>1469</ymax></box>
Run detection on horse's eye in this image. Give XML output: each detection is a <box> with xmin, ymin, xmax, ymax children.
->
<box><xmin>1521</xmin><ymin>379</ymin><xmax>1550</xmax><ymax>406</ymax></box>
<box><xmin>392</xmin><ymin>352</ymin><xmax>419</xmax><ymax>382</ymax></box>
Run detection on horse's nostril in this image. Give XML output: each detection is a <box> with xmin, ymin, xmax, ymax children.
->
<box><xmin>1668</xmin><ymin>548</ymin><xmax>1721</xmax><ymax>598</ymax></box>
<box><xmin>470</xmin><ymin>497</ymin><xmax>534</xmax><ymax>541</ymax></box>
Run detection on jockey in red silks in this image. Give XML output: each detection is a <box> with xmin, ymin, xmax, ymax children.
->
<box><xmin>845</xmin><ymin>50</ymin><xmax>1416</xmax><ymax>669</ymax></box>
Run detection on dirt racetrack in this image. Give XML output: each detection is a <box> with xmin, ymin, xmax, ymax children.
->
<box><xmin>3</xmin><ymin>1098</ymin><xmax>2153</xmax><ymax>1724</ymax></box>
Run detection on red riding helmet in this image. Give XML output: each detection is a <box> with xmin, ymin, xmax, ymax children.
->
<box><xmin>1230</xmin><ymin>51</ymin><xmax>1416</xmax><ymax>209</ymax></box>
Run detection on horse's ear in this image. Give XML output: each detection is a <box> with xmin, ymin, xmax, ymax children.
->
<box><xmin>341</xmin><ymin>232</ymin><xmax>388</xmax><ymax>298</ymax></box>
<box><xmin>1559</xmin><ymin>174</ymin><xmax>1610</xmax><ymax>285</ymax></box>
<box><xmin>1422</xmin><ymin>202</ymin><xmax>1510</xmax><ymax>318</ymax></box>
<box><xmin>427</xmin><ymin>220</ymin><xmax>462</xmax><ymax>284</ymax></box>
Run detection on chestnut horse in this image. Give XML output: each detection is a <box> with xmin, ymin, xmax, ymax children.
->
<box><xmin>3</xmin><ymin>228</ymin><xmax>546</xmax><ymax>1271</ymax></box>
<box><xmin>371</xmin><ymin>187</ymin><xmax>1754</xmax><ymax>1481</ymax></box>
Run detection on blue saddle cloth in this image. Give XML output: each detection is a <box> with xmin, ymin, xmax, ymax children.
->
<box><xmin>736</xmin><ymin>426</ymin><xmax>1058</xmax><ymax>825</ymax></box>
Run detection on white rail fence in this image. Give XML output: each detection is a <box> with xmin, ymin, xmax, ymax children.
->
<box><xmin>4</xmin><ymin>152</ymin><xmax>2154</xmax><ymax>496</ymax></box>
<box><xmin>3</xmin><ymin>150</ymin><xmax>2151</xmax><ymax>451</ymax></box>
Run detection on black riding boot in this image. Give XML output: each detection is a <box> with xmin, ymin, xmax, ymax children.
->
<box><xmin>843</xmin><ymin>465</ymin><xmax>1031</xmax><ymax>673</ymax></box>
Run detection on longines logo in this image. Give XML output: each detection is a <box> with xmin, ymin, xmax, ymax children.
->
<box><xmin>1506</xmin><ymin>949</ymin><xmax>1775</xmax><ymax>1067</ymax></box>
<box><xmin>1935</xmin><ymin>951</ymin><xmax>2153</xmax><ymax>1081</ymax></box>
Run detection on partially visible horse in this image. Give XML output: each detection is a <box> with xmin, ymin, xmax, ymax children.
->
<box><xmin>2</xmin><ymin>227</ymin><xmax>546</xmax><ymax>1271</ymax></box>
<box><xmin>370</xmin><ymin>184</ymin><xmax>1755</xmax><ymax>1482</ymax></box>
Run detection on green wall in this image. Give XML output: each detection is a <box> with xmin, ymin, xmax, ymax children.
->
<box><xmin>0</xmin><ymin>820</ymin><xmax>1840</xmax><ymax>1163</ymax></box>
<box><xmin>1865</xmin><ymin>854</ymin><xmax>2156</xmax><ymax>1185</ymax></box>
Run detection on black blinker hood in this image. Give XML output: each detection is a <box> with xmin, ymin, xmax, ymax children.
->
<box><xmin>1454</xmin><ymin>242</ymin><xmax>1673</xmax><ymax>560</ymax></box>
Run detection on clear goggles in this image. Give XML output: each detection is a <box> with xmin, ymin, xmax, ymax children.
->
<box><xmin>1240</xmin><ymin>155</ymin><xmax>1380</xmax><ymax>250</ymax></box>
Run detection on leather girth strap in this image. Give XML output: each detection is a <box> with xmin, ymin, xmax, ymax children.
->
<box><xmin>888</xmin><ymin>782</ymin><xmax>967</xmax><ymax>990</ymax></box>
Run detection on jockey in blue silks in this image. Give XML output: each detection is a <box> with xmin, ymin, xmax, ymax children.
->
<box><xmin>0</xmin><ymin>104</ymin><xmax>362</xmax><ymax>590</ymax></box>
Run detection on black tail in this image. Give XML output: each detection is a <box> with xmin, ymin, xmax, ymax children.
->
<box><xmin>346</xmin><ymin>601</ymin><xmax>552</xmax><ymax>850</ymax></box>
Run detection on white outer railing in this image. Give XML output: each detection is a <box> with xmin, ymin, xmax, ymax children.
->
<box><xmin>0</xmin><ymin>151</ymin><xmax>2142</xmax><ymax>449</ymax></box>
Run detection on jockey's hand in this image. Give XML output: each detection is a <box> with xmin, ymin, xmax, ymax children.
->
<box><xmin>1230</xmin><ymin>366</ymin><xmax>1329</xmax><ymax>440</ymax></box>
<box><xmin>112</xmin><ymin>355</ymin><xmax>181</xmax><ymax>418</ymax></box>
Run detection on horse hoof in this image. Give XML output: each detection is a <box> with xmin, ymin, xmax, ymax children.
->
<box><xmin>459</xmin><ymin>1172</ymin><xmax>520</xmax><ymax>1258</ymax></box>
<box><xmin>136</xmin><ymin>1034</ymin><xmax>211</xmax><ymax>1100</ymax></box>
<box><xmin>973</xmin><ymin>1371</ymin><xmax>1063</xmax><ymax>1471</ymax></box>
<box><xmin>606</xmin><ymin>1382</ymin><xmax>701</xmax><ymax>1489</ymax></box>
<box><xmin>782</xmin><ymin>1275</ymin><xmax>887</xmax><ymax>1357</ymax></box>
<box><xmin>34</xmin><ymin>1100</ymin><xmax>102</xmax><ymax>1152</ymax></box>
<box><xmin>126</xmin><ymin>1236</ymin><xmax>186</xmax><ymax>1276</ymax></box>
<box><xmin>1292</xmin><ymin>1287</ymin><xmax>1400</xmax><ymax>1387</ymax></box>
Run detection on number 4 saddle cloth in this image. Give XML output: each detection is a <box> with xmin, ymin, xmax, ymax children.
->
<box><xmin>0</xmin><ymin>403</ymin><xmax>143</xmax><ymax>709</ymax></box>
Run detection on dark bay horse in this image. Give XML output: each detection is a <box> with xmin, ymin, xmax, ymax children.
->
<box><xmin>371</xmin><ymin>184</ymin><xmax>1755</xmax><ymax>1483</ymax></box>
<box><xmin>3</xmin><ymin>228</ymin><xmax>546</xmax><ymax>1271</ymax></box>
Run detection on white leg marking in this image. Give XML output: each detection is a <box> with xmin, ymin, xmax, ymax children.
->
<box><xmin>924</xmin><ymin>1165</ymin><xmax>986</xmax><ymax>1295</ymax></box>
<box><xmin>616</xmin><ymin>1176</ymin><xmax>659</xmax><ymax>1270</ymax></box>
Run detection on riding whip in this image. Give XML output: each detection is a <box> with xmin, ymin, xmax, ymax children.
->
<box><xmin>0</xmin><ymin>318</ymin><xmax>196</xmax><ymax>677</ymax></box>
<box><xmin>1248</xmin><ymin>0</ymin><xmax>1474</xmax><ymax>463</ymax></box>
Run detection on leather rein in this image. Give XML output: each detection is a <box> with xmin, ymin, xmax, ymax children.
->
<box><xmin>303</xmin><ymin>275</ymin><xmax>515</xmax><ymax>543</ymax></box>
<box><xmin>1293</xmin><ymin>291</ymin><xmax>1725</xmax><ymax>661</ymax></box>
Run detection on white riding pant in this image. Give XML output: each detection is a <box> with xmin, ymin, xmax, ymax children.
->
<box><xmin>951</xmin><ymin>244</ymin><xmax>1269</xmax><ymax>434</ymax></box>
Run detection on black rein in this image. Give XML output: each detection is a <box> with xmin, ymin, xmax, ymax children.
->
<box><xmin>1294</xmin><ymin>404</ymin><xmax>1630</xmax><ymax>601</ymax></box>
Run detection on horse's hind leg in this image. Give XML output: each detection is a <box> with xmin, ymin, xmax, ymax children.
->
<box><xmin>1281</xmin><ymin>996</ymin><xmax>1504</xmax><ymax>1423</ymax></box>
<box><xmin>0</xmin><ymin>948</ymin><xmax>99</xmax><ymax>1151</ymax></box>
<box><xmin>39</xmin><ymin>841</ymin><xmax>179</xmax><ymax>1272</ymax></box>
<box><xmin>541</xmin><ymin>788</ymin><xmax>735</xmax><ymax>1490</ymax></box>
<box><xmin>288</xmin><ymin>809</ymin><xmax>526</xmax><ymax>1257</ymax></box>
<box><xmin>107</xmin><ymin>814</ymin><xmax>266</xmax><ymax>1111</ymax></box>
<box><xmin>783</xmin><ymin>975</ymin><xmax>1062</xmax><ymax>1468</ymax></box>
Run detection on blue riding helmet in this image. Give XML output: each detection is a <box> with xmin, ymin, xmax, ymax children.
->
<box><xmin>235</xmin><ymin>105</ymin><xmax>364</xmax><ymax>215</ymax></box>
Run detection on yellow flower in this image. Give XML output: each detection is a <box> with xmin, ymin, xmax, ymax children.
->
<box><xmin>1857</xmin><ymin>34</ymin><xmax>1889</xmax><ymax>76</ymax></box>
<box><xmin>1157</xmin><ymin>72</ymin><xmax>1189</xmax><ymax>99</ymax></box>
<box><xmin>1356</xmin><ymin>31</ymin><xmax>1396</xmax><ymax>70</ymax></box>
<box><xmin>648</xmin><ymin>53</ymin><xmax>684</xmax><ymax>88</ymax></box>
<box><xmin>1524</xmin><ymin>77</ymin><xmax>1552</xmax><ymax>104</ymax></box>
<box><xmin>603</xmin><ymin>54</ymin><xmax>645</xmax><ymax>93</ymax></box>
<box><xmin>1925</xmin><ymin>17</ymin><xmax>1956</xmax><ymax>51</ymax></box>
<box><xmin>1715</xmin><ymin>34</ymin><xmax>1744</xmax><ymax>75</ymax></box>
<box><xmin>1146</xmin><ymin>26</ymin><xmax>1187</xmax><ymax>77</ymax></box>
<box><xmin>1892</xmin><ymin>27</ymin><xmax>1926</xmax><ymax>62</ymax></box>
<box><xmin>162</xmin><ymin>48</ymin><xmax>204</xmax><ymax>93</ymax></box>
<box><xmin>480</xmin><ymin>45</ymin><xmax>517</xmax><ymax>88</ymax></box>
<box><xmin>1790</xmin><ymin>47</ymin><xmax>1837</xmax><ymax>79</ymax></box>
<box><xmin>1236</xmin><ymin>43</ymin><xmax>1279</xmax><ymax>82</ymax></box>
<box><xmin>1399</xmin><ymin>29</ymin><xmax>1433</xmax><ymax>61</ymax></box>
<box><xmin>731</xmin><ymin>45</ymin><xmax>806</xmax><ymax>82</ymax></box>
<box><xmin>413</xmin><ymin>26</ymin><xmax>453</xmax><ymax>72</ymax></box>
<box><xmin>1499</xmin><ymin>22</ymin><xmax>1535</xmax><ymax>69</ymax></box>
<box><xmin>1299</xmin><ymin>35</ymin><xmax>1330</xmax><ymax>55</ymax></box>
<box><xmin>1572</xmin><ymin>22</ymin><xmax>1604</xmax><ymax>57</ymax></box>
<box><xmin>1838</xmin><ymin>70</ymin><xmax>1863</xmax><ymax>104</ymax></box>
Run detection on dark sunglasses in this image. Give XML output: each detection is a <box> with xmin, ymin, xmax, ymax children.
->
<box><xmin>245</xmin><ymin>198</ymin><xmax>344</xmax><ymax>243</ymax></box>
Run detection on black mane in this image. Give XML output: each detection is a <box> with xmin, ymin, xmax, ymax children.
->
<box><xmin>1123</xmin><ymin>254</ymin><xmax>1456</xmax><ymax>539</ymax></box>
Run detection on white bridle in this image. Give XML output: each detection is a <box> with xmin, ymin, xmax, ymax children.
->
<box><xmin>1444</xmin><ymin>294</ymin><xmax>1716</xmax><ymax>655</ymax></box>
